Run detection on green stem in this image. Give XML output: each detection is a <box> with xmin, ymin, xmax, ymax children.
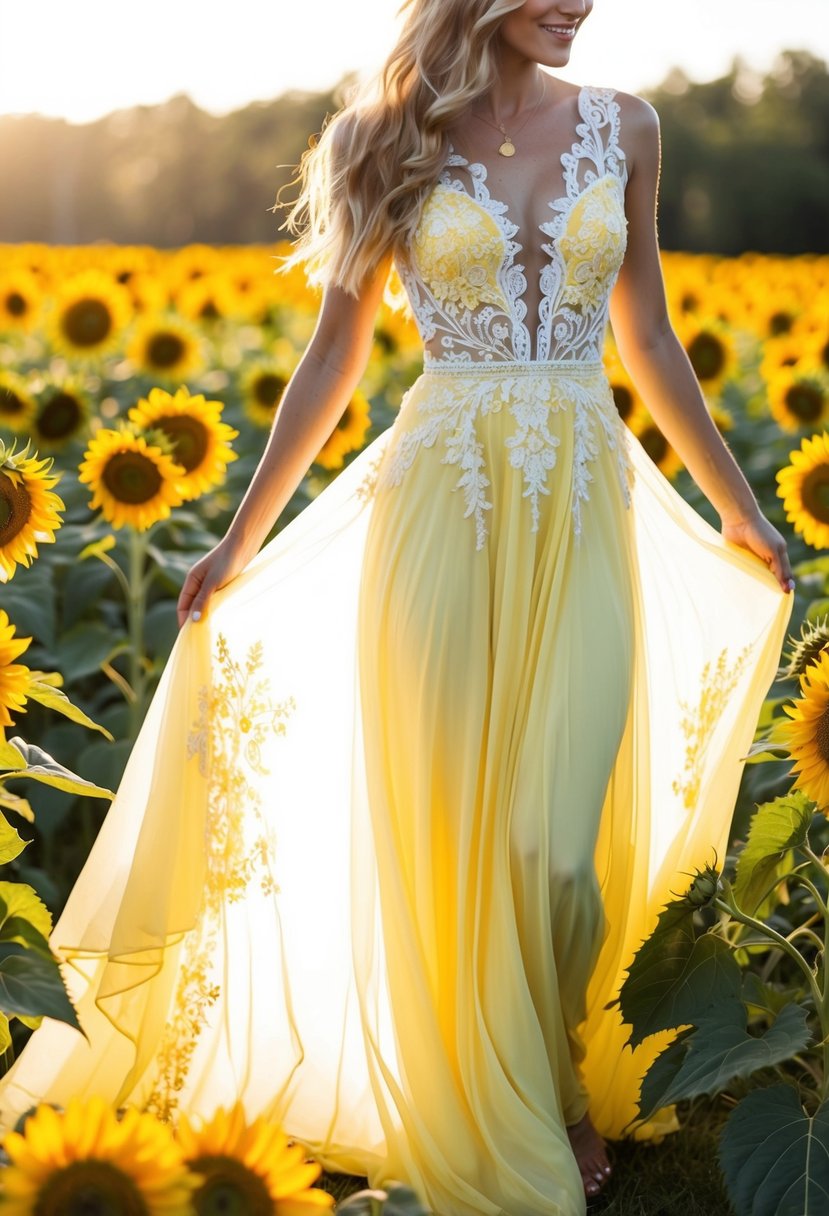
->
<box><xmin>798</xmin><ymin>843</ymin><xmax>829</xmax><ymax>1097</ymax></box>
<box><xmin>127</xmin><ymin>529</ymin><xmax>149</xmax><ymax>743</ymax></box>
<box><xmin>789</xmin><ymin>872</ymin><xmax>829</xmax><ymax>921</ymax></box>
<box><xmin>714</xmin><ymin>893</ymin><xmax>823</xmax><ymax>1013</ymax></box>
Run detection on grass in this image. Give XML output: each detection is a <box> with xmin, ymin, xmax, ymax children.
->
<box><xmin>315</xmin><ymin>1097</ymin><xmax>735</xmax><ymax>1215</ymax></box>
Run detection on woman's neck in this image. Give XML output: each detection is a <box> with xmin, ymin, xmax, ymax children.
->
<box><xmin>474</xmin><ymin>52</ymin><xmax>551</xmax><ymax>122</ymax></box>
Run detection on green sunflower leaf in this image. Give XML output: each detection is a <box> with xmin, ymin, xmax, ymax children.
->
<box><xmin>637</xmin><ymin>1001</ymin><xmax>812</xmax><ymax>1121</ymax></box>
<box><xmin>719</xmin><ymin>1085</ymin><xmax>829</xmax><ymax>1216</ymax></box>
<box><xmin>24</xmin><ymin>673</ymin><xmax>114</xmax><ymax>738</ymax></box>
<box><xmin>0</xmin><ymin>738</ymin><xmax>25</xmax><ymax>772</ymax></box>
<box><xmin>0</xmin><ymin>787</ymin><xmax>34</xmax><ymax>822</ymax></box>
<box><xmin>613</xmin><ymin>891</ymin><xmax>743</xmax><ymax>1049</ymax></box>
<box><xmin>0</xmin><ymin>942</ymin><xmax>81</xmax><ymax>1031</ymax></box>
<box><xmin>4</xmin><ymin>739</ymin><xmax>113</xmax><ymax>800</ymax></box>
<box><xmin>0</xmin><ymin>882</ymin><xmax>52</xmax><ymax>939</ymax></box>
<box><xmin>0</xmin><ymin>811</ymin><xmax>27</xmax><ymax>863</ymax></box>
<box><xmin>732</xmin><ymin>791</ymin><xmax>815</xmax><ymax>916</ymax></box>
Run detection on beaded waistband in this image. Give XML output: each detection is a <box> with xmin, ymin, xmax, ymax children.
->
<box><xmin>421</xmin><ymin>359</ymin><xmax>606</xmax><ymax>377</ymax></box>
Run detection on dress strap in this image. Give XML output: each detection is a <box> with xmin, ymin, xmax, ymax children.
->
<box><xmin>585</xmin><ymin>85</ymin><xmax>628</xmax><ymax>186</ymax></box>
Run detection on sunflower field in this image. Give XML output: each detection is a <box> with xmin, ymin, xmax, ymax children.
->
<box><xmin>1</xmin><ymin>240</ymin><xmax>829</xmax><ymax>1214</ymax></box>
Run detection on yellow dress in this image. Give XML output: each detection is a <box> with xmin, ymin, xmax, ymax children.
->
<box><xmin>0</xmin><ymin>85</ymin><xmax>793</xmax><ymax>1216</ymax></box>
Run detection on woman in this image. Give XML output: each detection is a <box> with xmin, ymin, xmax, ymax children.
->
<box><xmin>0</xmin><ymin>1</ymin><xmax>795</xmax><ymax>1213</ymax></box>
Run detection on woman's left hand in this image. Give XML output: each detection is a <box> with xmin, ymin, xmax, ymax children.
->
<box><xmin>720</xmin><ymin>511</ymin><xmax>795</xmax><ymax>593</ymax></box>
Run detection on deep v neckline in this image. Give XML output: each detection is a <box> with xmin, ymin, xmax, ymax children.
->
<box><xmin>444</xmin><ymin>82</ymin><xmax>590</xmax><ymax>247</ymax></box>
<box><xmin>438</xmin><ymin>83</ymin><xmax>609</xmax><ymax>361</ymax></box>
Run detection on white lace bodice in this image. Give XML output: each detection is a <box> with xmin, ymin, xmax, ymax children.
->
<box><xmin>372</xmin><ymin>84</ymin><xmax>635</xmax><ymax>553</ymax></box>
<box><xmin>393</xmin><ymin>83</ymin><xmax>629</xmax><ymax>367</ymax></box>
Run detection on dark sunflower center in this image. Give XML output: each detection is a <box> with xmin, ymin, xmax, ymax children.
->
<box><xmin>785</xmin><ymin>383</ymin><xmax>825</xmax><ymax>424</ymax></box>
<box><xmin>639</xmin><ymin>425</ymin><xmax>668</xmax><ymax>464</ymax></box>
<box><xmin>0</xmin><ymin>471</ymin><xmax>33</xmax><ymax>546</ymax></box>
<box><xmin>146</xmin><ymin>332</ymin><xmax>186</xmax><ymax>369</ymax></box>
<box><xmin>337</xmin><ymin>402</ymin><xmax>354</xmax><ymax>431</ymax></box>
<box><xmin>374</xmin><ymin>326</ymin><xmax>398</xmax><ymax>354</ymax></box>
<box><xmin>770</xmin><ymin>310</ymin><xmax>794</xmax><ymax>336</ymax></box>
<box><xmin>254</xmin><ymin>374</ymin><xmax>286</xmax><ymax>409</ymax></box>
<box><xmin>199</xmin><ymin>300</ymin><xmax>220</xmax><ymax>320</ymax></box>
<box><xmin>61</xmin><ymin>298</ymin><xmax>113</xmax><ymax>347</ymax></box>
<box><xmin>150</xmin><ymin>414</ymin><xmax>207</xmax><ymax>472</ymax></box>
<box><xmin>680</xmin><ymin>291</ymin><xmax>699</xmax><ymax>313</ymax></box>
<box><xmin>687</xmin><ymin>332</ymin><xmax>726</xmax><ymax>381</ymax></box>
<box><xmin>821</xmin><ymin>339</ymin><xmax>829</xmax><ymax>372</ymax></box>
<box><xmin>800</xmin><ymin>465</ymin><xmax>829</xmax><ymax>525</ymax></box>
<box><xmin>612</xmin><ymin>384</ymin><xmax>634</xmax><ymax>421</ymax></box>
<box><xmin>816</xmin><ymin>708</ymin><xmax>829</xmax><ymax>766</ymax></box>
<box><xmin>37</xmin><ymin>392</ymin><xmax>83</xmax><ymax>441</ymax></box>
<box><xmin>5</xmin><ymin>291</ymin><xmax>27</xmax><ymax>317</ymax></box>
<box><xmin>188</xmin><ymin>1154</ymin><xmax>274</xmax><ymax>1216</ymax></box>
<box><xmin>32</xmin><ymin>1160</ymin><xmax>149</xmax><ymax>1216</ymax></box>
<box><xmin>102</xmin><ymin>451</ymin><xmax>164</xmax><ymax>504</ymax></box>
<box><xmin>0</xmin><ymin>388</ymin><xmax>26</xmax><ymax>416</ymax></box>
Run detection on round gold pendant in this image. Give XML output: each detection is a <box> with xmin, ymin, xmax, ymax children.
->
<box><xmin>498</xmin><ymin>139</ymin><xmax>516</xmax><ymax>157</ymax></box>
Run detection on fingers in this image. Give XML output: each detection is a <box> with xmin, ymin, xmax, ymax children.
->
<box><xmin>177</xmin><ymin>568</ymin><xmax>206</xmax><ymax>630</ymax></box>
<box><xmin>770</xmin><ymin>540</ymin><xmax>795</xmax><ymax>594</ymax></box>
<box><xmin>187</xmin><ymin>577</ymin><xmax>219</xmax><ymax>625</ymax></box>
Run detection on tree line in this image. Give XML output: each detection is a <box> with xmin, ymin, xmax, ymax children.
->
<box><xmin>0</xmin><ymin>49</ymin><xmax>826</xmax><ymax>254</ymax></box>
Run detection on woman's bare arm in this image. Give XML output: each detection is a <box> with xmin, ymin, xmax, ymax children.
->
<box><xmin>608</xmin><ymin>94</ymin><xmax>794</xmax><ymax>591</ymax></box>
<box><xmin>176</xmin><ymin>251</ymin><xmax>393</xmax><ymax>624</ymax></box>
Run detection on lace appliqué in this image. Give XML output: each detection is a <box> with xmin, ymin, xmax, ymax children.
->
<box><xmin>671</xmin><ymin>642</ymin><xmax>756</xmax><ymax>811</ymax></box>
<box><xmin>143</xmin><ymin>635</ymin><xmax>295</xmax><ymax>1121</ymax></box>
<box><xmin>377</xmin><ymin>369</ymin><xmax>635</xmax><ymax>550</ymax></box>
<box><xmin>397</xmin><ymin>83</ymin><xmax>629</xmax><ymax>367</ymax></box>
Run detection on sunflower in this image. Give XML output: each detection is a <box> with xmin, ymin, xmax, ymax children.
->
<box><xmin>677</xmin><ymin>316</ymin><xmax>739</xmax><ymax>397</ymax></box>
<box><xmin>0</xmin><ymin>440</ymin><xmax>64</xmax><ymax>581</ymax></box>
<box><xmin>631</xmin><ymin>417</ymin><xmax>684</xmax><ymax>481</ymax></box>
<box><xmin>31</xmin><ymin>379</ymin><xmax>91</xmax><ymax>450</ymax></box>
<box><xmin>315</xmin><ymin>390</ymin><xmax>372</xmax><ymax>471</ymax></box>
<box><xmin>126</xmin><ymin>313</ymin><xmax>205</xmax><ymax>381</ymax></box>
<box><xmin>0</xmin><ymin>609</ymin><xmax>31</xmax><ymax>728</ymax></box>
<box><xmin>128</xmin><ymin>386</ymin><xmax>237</xmax><ymax>500</ymax></box>
<box><xmin>0</xmin><ymin>269</ymin><xmax>42</xmax><ymax>332</ymax></box>
<box><xmin>174</xmin><ymin>273</ymin><xmax>241</xmax><ymax>324</ymax></box>
<box><xmin>0</xmin><ymin>370</ymin><xmax>37</xmax><ymax>433</ymax></box>
<box><xmin>240</xmin><ymin>358</ymin><xmax>293</xmax><ymax>428</ymax></box>
<box><xmin>776</xmin><ymin>432</ymin><xmax>829</xmax><ymax>550</ymax></box>
<box><xmin>778</xmin><ymin>616</ymin><xmax>829</xmax><ymax>681</ymax></box>
<box><xmin>79</xmin><ymin>427</ymin><xmax>186</xmax><ymax>531</ymax></box>
<box><xmin>760</xmin><ymin>333</ymin><xmax>810</xmax><ymax>383</ymax></box>
<box><xmin>767</xmin><ymin>368</ymin><xmax>829</xmax><ymax>433</ymax></box>
<box><xmin>0</xmin><ymin>1096</ymin><xmax>198</xmax><ymax>1216</ymax></box>
<box><xmin>770</xmin><ymin>648</ymin><xmax>829</xmax><ymax>810</ymax></box>
<box><xmin>176</xmin><ymin>1101</ymin><xmax>335</xmax><ymax>1216</ymax></box>
<box><xmin>602</xmin><ymin>346</ymin><xmax>647</xmax><ymax>428</ymax></box>
<box><xmin>46</xmin><ymin>269</ymin><xmax>133</xmax><ymax>360</ymax></box>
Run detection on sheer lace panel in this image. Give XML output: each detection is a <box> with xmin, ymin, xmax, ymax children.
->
<box><xmin>395</xmin><ymin>84</ymin><xmax>629</xmax><ymax>366</ymax></box>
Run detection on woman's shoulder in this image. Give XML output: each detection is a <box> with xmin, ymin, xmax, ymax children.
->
<box><xmin>590</xmin><ymin>84</ymin><xmax>659</xmax><ymax>132</ymax></box>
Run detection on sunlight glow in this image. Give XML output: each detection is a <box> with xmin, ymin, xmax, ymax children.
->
<box><xmin>0</xmin><ymin>0</ymin><xmax>826</xmax><ymax>124</ymax></box>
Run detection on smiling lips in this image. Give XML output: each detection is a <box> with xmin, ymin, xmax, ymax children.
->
<box><xmin>540</xmin><ymin>23</ymin><xmax>577</xmax><ymax>41</ymax></box>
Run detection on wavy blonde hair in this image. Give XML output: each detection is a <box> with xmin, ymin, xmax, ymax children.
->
<box><xmin>272</xmin><ymin>0</ymin><xmax>526</xmax><ymax>304</ymax></box>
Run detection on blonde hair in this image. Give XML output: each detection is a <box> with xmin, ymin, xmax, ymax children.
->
<box><xmin>272</xmin><ymin>0</ymin><xmax>526</xmax><ymax>303</ymax></box>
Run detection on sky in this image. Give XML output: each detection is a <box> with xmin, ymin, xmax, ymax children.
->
<box><xmin>0</xmin><ymin>0</ymin><xmax>826</xmax><ymax>125</ymax></box>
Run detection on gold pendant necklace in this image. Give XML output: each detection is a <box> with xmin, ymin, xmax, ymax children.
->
<box><xmin>470</xmin><ymin>76</ymin><xmax>546</xmax><ymax>157</ymax></box>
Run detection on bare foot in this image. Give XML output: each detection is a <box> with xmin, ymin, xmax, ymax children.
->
<box><xmin>565</xmin><ymin>1111</ymin><xmax>612</xmax><ymax>1199</ymax></box>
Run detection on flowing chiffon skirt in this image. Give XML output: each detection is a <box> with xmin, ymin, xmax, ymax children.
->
<box><xmin>0</xmin><ymin>362</ymin><xmax>793</xmax><ymax>1216</ymax></box>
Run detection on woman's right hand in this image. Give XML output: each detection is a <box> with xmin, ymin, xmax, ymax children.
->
<box><xmin>176</xmin><ymin>537</ymin><xmax>251</xmax><ymax>629</ymax></box>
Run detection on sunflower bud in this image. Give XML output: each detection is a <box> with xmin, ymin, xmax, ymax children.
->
<box><xmin>684</xmin><ymin>863</ymin><xmax>721</xmax><ymax>908</ymax></box>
